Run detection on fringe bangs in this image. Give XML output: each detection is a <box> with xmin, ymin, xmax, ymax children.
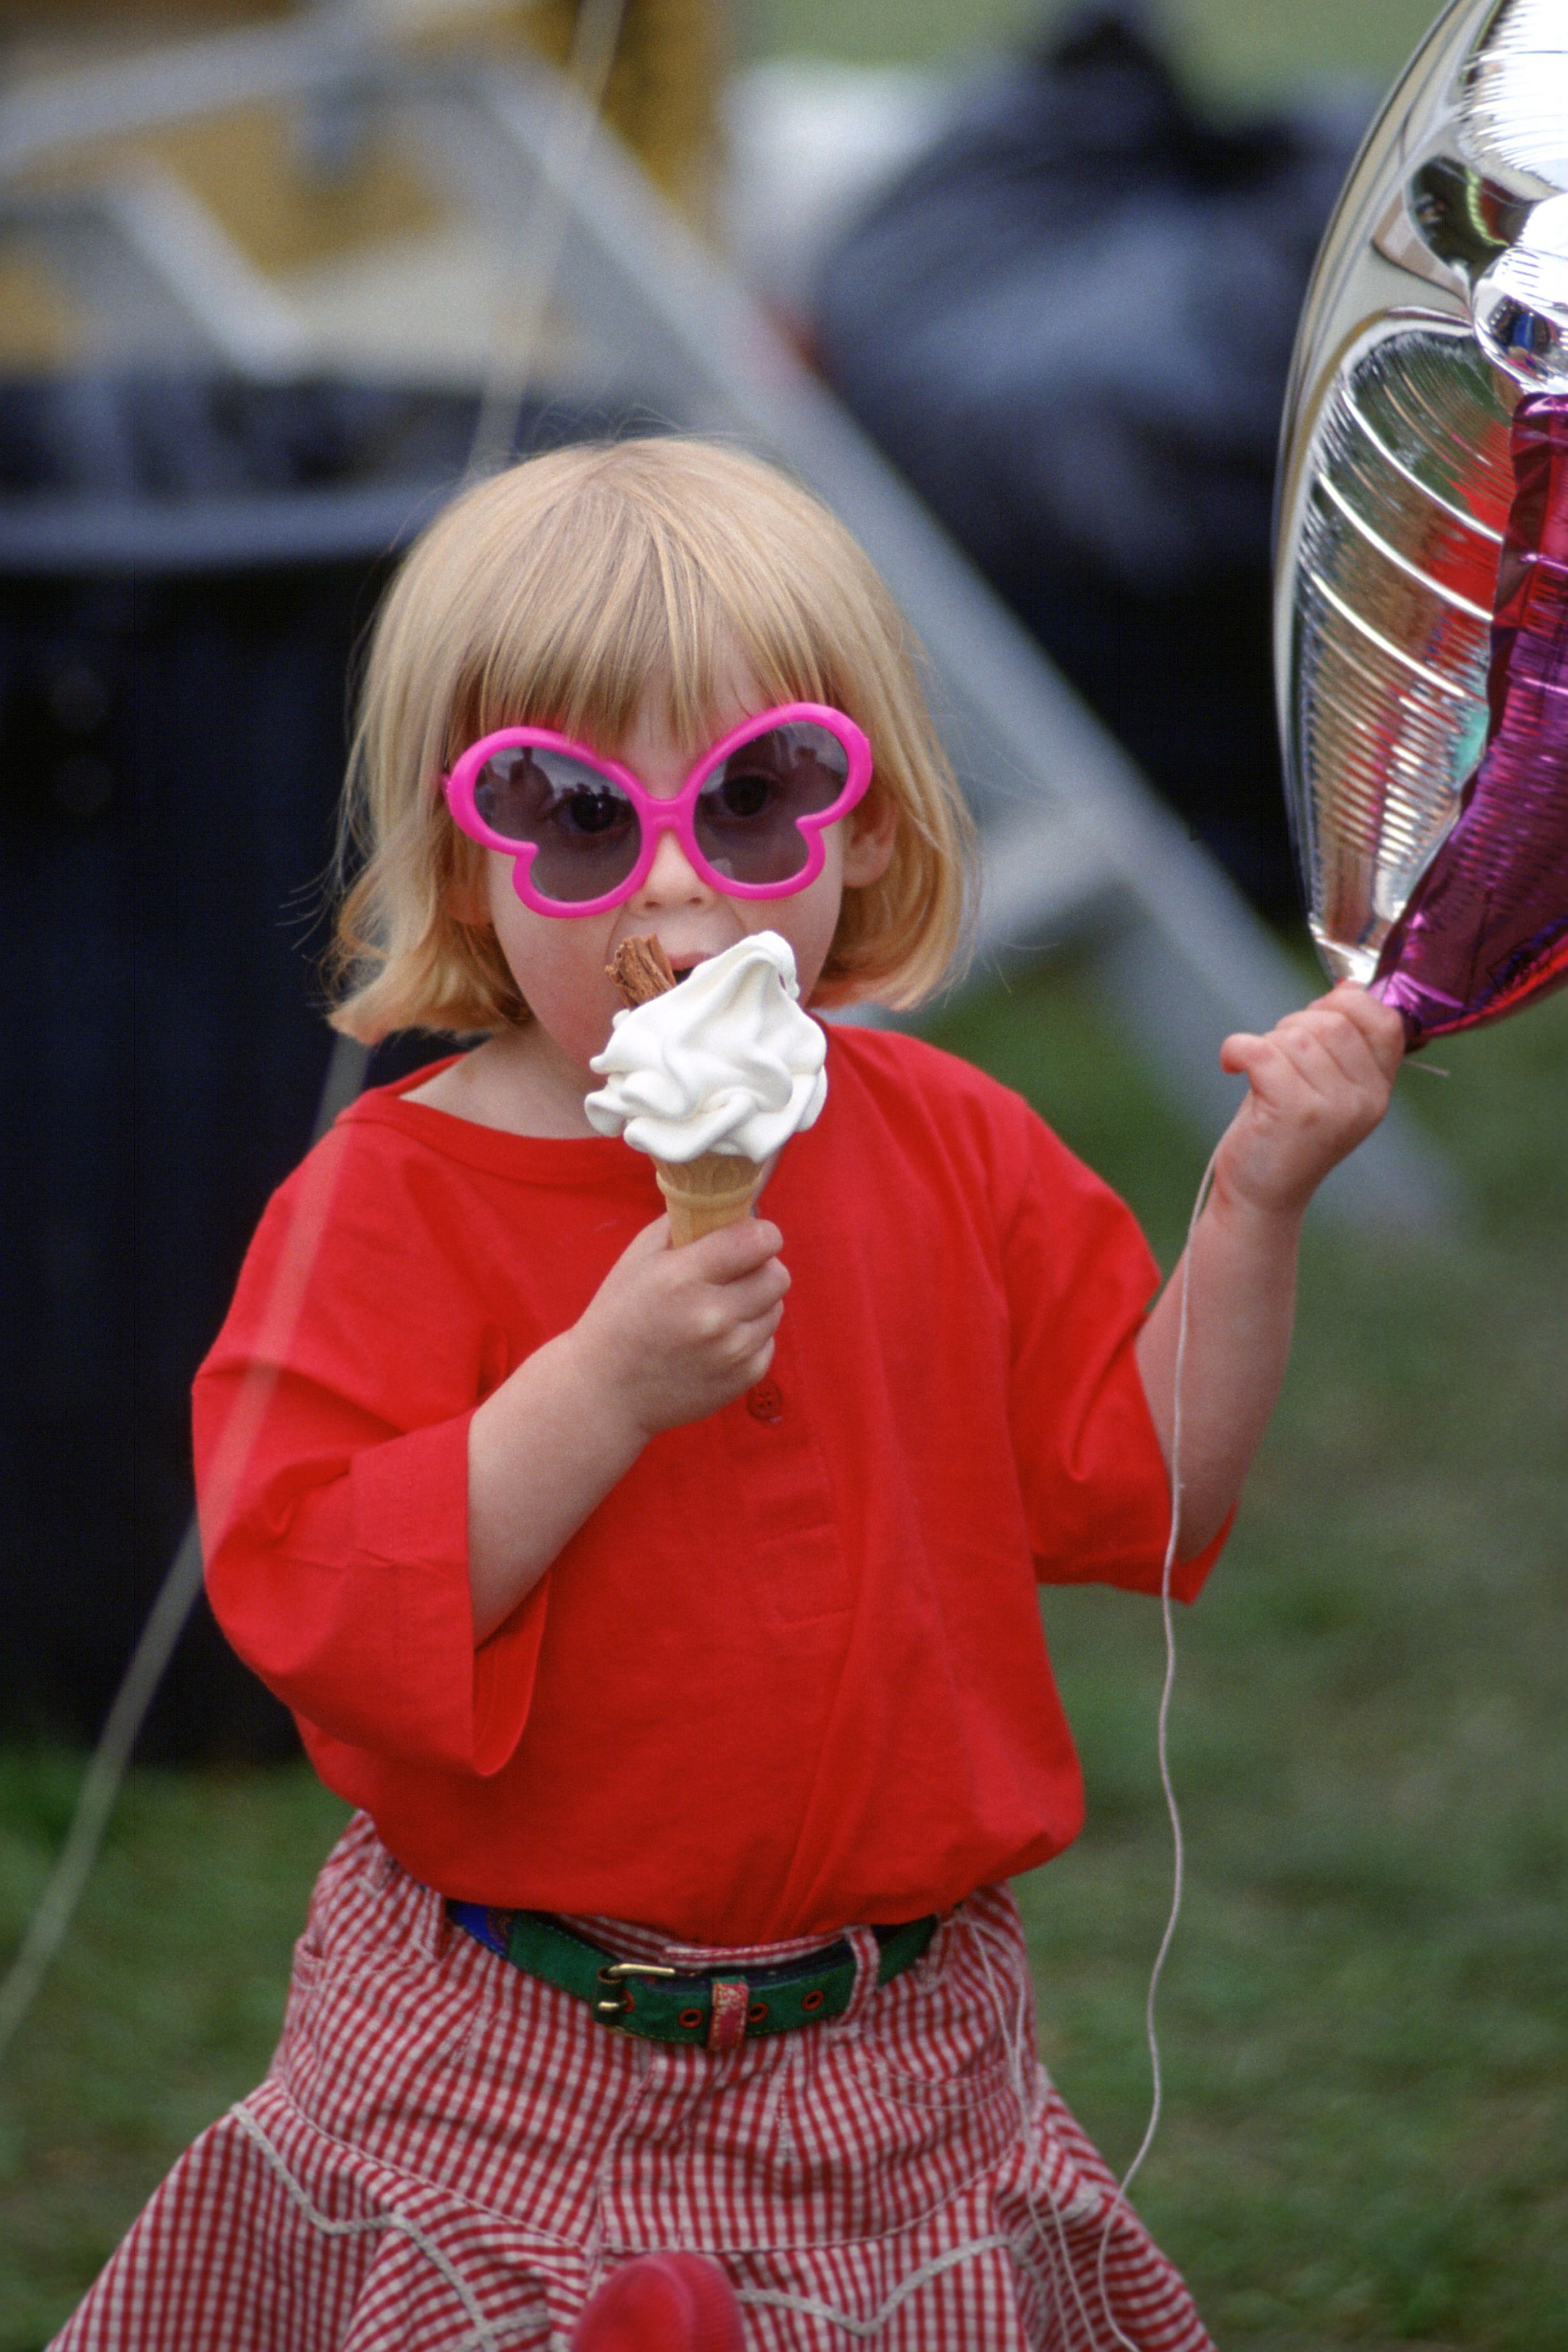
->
<box><xmin>328</xmin><ymin>439</ymin><xmax>974</xmax><ymax>1042</ymax></box>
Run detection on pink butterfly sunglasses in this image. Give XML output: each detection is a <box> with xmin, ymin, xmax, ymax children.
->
<box><xmin>442</xmin><ymin>701</ymin><xmax>872</xmax><ymax>917</ymax></box>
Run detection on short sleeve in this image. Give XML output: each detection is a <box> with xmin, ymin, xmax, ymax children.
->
<box><xmin>1001</xmin><ymin>1111</ymin><xmax>1227</xmax><ymax>1604</ymax></box>
<box><xmin>194</xmin><ymin>1124</ymin><xmax>547</xmax><ymax>1776</ymax></box>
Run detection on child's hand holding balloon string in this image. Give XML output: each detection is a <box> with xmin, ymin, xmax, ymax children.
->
<box><xmin>1215</xmin><ymin>981</ymin><xmax>1408</xmax><ymax>1221</ymax></box>
<box><xmin>1134</xmin><ymin>983</ymin><xmax>1405</xmax><ymax>1564</ymax></box>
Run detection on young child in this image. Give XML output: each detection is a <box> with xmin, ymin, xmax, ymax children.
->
<box><xmin>55</xmin><ymin>438</ymin><xmax>1402</xmax><ymax>2352</ymax></box>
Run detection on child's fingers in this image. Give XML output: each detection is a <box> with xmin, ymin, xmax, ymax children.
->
<box><xmin>687</xmin><ymin>1270</ymin><xmax>787</xmax><ymax>1349</ymax></box>
<box><xmin>1315</xmin><ymin>981</ymin><xmax>1406</xmax><ymax>1076</ymax></box>
<box><xmin>1266</xmin><ymin>1008</ymin><xmax>1385</xmax><ymax>1098</ymax></box>
<box><xmin>1223</xmin><ymin>994</ymin><xmax>1401</xmax><ymax>1099</ymax></box>
<box><xmin>618</xmin><ymin>1213</ymin><xmax>679</xmax><ymax>1263</ymax></box>
<box><xmin>730</xmin><ymin>1301</ymin><xmax>786</xmax><ymax>1361</ymax></box>
<box><xmin>1240</xmin><ymin>1033</ymin><xmax>1382</xmax><ymax>1121</ymax></box>
<box><xmin>614</xmin><ymin>1215</ymin><xmax>784</xmax><ymax>1284</ymax></box>
<box><xmin>1219</xmin><ymin>1028</ymin><xmax>1298</xmax><ymax>1084</ymax></box>
<box><xmin>683</xmin><ymin>1291</ymin><xmax>782</xmax><ymax>1378</ymax></box>
<box><xmin>1219</xmin><ymin>1030</ymin><xmax>1266</xmax><ymax>1077</ymax></box>
<box><xmin>1244</xmin><ymin>1036</ymin><xmax>1350</xmax><ymax>1117</ymax></box>
<box><xmin>682</xmin><ymin>1217</ymin><xmax>785</xmax><ymax>1280</ymax></box>
<box><xmin>1307</xmin><ymin>1013</ymin><xmax>1399</xmax><ymax>1101</ymax></box>
<box><xmin>720</xmin><ymin>1260</ymin><xmax>790</xmax><ymax>1320</ymax></box>
<box><xmin>1225</xmin><ymin>1006</ymin><xmax>1359</xmax><ymax>1076</ymax></box>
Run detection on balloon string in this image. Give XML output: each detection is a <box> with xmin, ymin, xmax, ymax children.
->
<box><xmin>466</xmin><ymin>0</ymin><xmax>628</xmax><ymax>478</ymax></box>
<box><xmin>0</xmin><ymin>1034</ymin><xmax>367</xmax><ymax>2076</ymax></box>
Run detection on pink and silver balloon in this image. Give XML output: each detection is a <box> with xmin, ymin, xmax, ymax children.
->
<box><xmin>1276</xmin><ymin>0</ymin><xmax>1568</xmax><ymax>1046</ymax></box>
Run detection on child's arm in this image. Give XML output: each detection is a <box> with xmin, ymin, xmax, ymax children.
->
<box><xmin>467</xmin><ymin>1216</ymin><xmax>788</xmax><ymax>1640</ymax></box>
<box><xmin>1135</xmin><ymin>983</ymin><xmax>1405</xmax><ymax>1558</ymax></box>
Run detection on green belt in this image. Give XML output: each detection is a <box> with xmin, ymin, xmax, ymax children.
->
<box><xmin>449</xmin><ymin>1903</ymin><xmax>939</xmax><ymax>2050</ymax></box>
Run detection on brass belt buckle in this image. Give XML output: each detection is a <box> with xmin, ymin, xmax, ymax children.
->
<box><xmin>595</xmin><ymin>1958</ymin><xmax>677</xmax><ymax>2021</ymax></box>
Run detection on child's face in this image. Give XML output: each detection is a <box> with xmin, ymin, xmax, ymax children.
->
<box><xmin>474</xmin><ymin>668</ymin><xmax>895</xmax><ymax>1074</ymax></box>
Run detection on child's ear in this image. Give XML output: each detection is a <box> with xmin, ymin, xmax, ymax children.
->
<box><xmin>841</xmin><ymin>790</ymin><xmax>897</xmax><ymax>888</ymax></box>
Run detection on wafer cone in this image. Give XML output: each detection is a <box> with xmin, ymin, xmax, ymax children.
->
<box><xmin>654</xmin><ymin>1150</ymin><xmax>764</xmax><ymax>1246</ymax></box>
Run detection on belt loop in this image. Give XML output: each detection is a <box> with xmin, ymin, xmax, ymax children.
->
<box><xmin>839</xmin><ymin>1927</ymin><xmax>882</xmax><ymax>2028</ymax></box>
<box><xmin>707</xmin><ymin>1977</ymin><xmax>749</xmax><ymax>2054</ymax></box>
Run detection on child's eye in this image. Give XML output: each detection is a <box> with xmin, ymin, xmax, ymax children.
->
<box><xmin>706</xmin><ymin>770</ymin><xmax>775</xmax><ymax>822</ymax></box>
<box><xmin>556</xmin><ymin>785</ymin><xmax>631</xmax><ymax>836</ymax></box>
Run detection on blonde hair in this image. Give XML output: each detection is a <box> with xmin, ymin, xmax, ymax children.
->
<box><xmin>329</xmin><ymin>437</ymin><xmax>975</xmax><ymax>1040</ymax></box>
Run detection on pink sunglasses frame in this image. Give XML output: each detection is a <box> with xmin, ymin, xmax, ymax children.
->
<box><xmin>442</xmin><ymin>700</ymin><xmax>873</xmax><ymax>918</ymax></box>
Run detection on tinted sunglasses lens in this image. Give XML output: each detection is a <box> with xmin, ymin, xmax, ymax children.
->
<box><xmin>473</xmin><ymin>746</ymin><xmax>639</xmax><ymax>904</ymax></box>
<box><xmin>693</xmin><ymin>722</ymin><xmax>852</xmax><ymax>885</ymax></box>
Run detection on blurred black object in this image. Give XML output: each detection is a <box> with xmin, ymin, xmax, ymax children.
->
<box><xmin>0</xmin><ymin>377</ymin><xmax>613</xmax><ymax>1761</ymax></box>
<box><xmin>815</xmin><ymin>2</ymin><xmax>1370</xmax><ymax>916</ymax></box>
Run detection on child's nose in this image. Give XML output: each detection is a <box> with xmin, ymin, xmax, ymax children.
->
<box><xmin>634</xmin><ymin>822</ymin><xmax>712</xmax><ymax>908</ymax></box>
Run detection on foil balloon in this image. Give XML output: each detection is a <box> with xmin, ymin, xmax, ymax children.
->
<box><xmin>1276</xmin><ymin>0</ymin><xmax>1568</xmax><ymax>1046</ymax></box>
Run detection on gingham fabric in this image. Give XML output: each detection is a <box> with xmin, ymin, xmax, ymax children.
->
<box><xmin>52</xmin><ymin>1817</ymin><xmax>1213</xmax><ymax>2352</ymax></box>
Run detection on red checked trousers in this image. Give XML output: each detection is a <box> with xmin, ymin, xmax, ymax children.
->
<box><xmin>53</xmin><ymin>1816</ymin><xmax>1214</xmax><ymax>2352</ymax></box>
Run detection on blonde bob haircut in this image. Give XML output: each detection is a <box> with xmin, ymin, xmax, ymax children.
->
<box><xmin>329</xmin><ymin>436</ymin><xmax>975</xmax><ymax>1040</ymax></box>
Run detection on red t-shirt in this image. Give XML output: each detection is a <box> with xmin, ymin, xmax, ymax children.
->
<box><xmin>196</xmin><ymin>1027</ymin><xmax>1225</xmax><ymax>1944</ymax></box>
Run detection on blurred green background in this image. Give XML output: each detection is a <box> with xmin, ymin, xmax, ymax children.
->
<box><xmin>2</xmin><ymin>3</ymin><xmax>1565</xmax><ymax>2347</ymax></box>
<box><xmin>747</xmin><ymin>0</ymin><xmax>1444</xmax><ymax>97</ymax></box>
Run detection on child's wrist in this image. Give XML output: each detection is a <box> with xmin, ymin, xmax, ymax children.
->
<box><xmin>1205</xmin><ymin>1160</ymin><xmax>1312</xmax><ymax>1238</ymax></box>
<box><xmin>554</xmin><ymin>1322</ymin><xmax>655</xmax><ymax>1458</ymax></box>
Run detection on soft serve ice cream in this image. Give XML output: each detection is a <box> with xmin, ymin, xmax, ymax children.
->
<box><xmin>586</xmin><ymin>932</ymin><xmax>826</xmax><ymax>1163</ymax></box>
<box><xmin>586</xmin><ymin>932</ymin><xmax>827</xmax><ymax>1242</ymax></box>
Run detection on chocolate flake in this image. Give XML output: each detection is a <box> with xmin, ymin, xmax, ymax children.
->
<box><xmin>608</xmin><ymin>934</ymin><xmax>678</xmax><ymax>1008</ymax></box>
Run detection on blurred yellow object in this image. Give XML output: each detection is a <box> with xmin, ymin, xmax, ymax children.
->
<box><xmin>138</xmin><ymin>105</ymin><xmax>449</xmax><ymax>277</ymax></box>
<box><xmin>0</xmin><ymin>0</ymin><xmax>729</xmax><ymax>364</ymax></box>
<box><xmin>0</xmin><ymin>248</ymin><xmax>88</xmax><ymax>369</ymax></box>
<box><xmin>0</xmin><ymin>0</ymin><xmax>723</xmax><ymax>372</ymax></box>
<box><xmin>0</xmin><ymin>0</ymin><xmax>722</xmax><ymax>230</ymax></box>
<box><xmin>527</xmin><ymin>0</ymin><xmax>723</xmax><ymax>220</ymax></box>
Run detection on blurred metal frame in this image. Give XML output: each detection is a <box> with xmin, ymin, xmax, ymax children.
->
<box><xmin>0</xmin><ymin>10</ymin><xmax>1452</xmax><ymax>1221</ymax></box>
<box><xmin>0</xmin><ymin>167</ymin><xmax>309</xmax><ymax>372</ymax></box>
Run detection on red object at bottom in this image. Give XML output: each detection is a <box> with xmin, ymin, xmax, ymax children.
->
<box><xmin>572</xmin><ymin>2254</ymin><xmax>744</xmax><ymax>2352</ymax></box>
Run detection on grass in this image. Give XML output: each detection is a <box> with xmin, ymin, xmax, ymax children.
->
<box><xmin>934</xmin><ymin>963</ymin><xmax>1568</xmax><ymax>2350</ymax></box>
<box><xmin>0</xmin><ymin>1759</ymin><xmax>348</xmax><ymax>2351</ymax></box>
<box><xmin>1</xmin><ymin>960</ymin><xmax>1565</xmax><ymax>2348</ymax></box>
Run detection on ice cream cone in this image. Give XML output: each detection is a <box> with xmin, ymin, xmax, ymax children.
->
<box><xmin>593</xmin><ymin>933</ymin><xmax>822</xmax><ymax>1242</ymax></box>
<box><xmin>654</xmin><ymin>1150</ymin><xmax>764</xmax><ymax>1245</ymax></box>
